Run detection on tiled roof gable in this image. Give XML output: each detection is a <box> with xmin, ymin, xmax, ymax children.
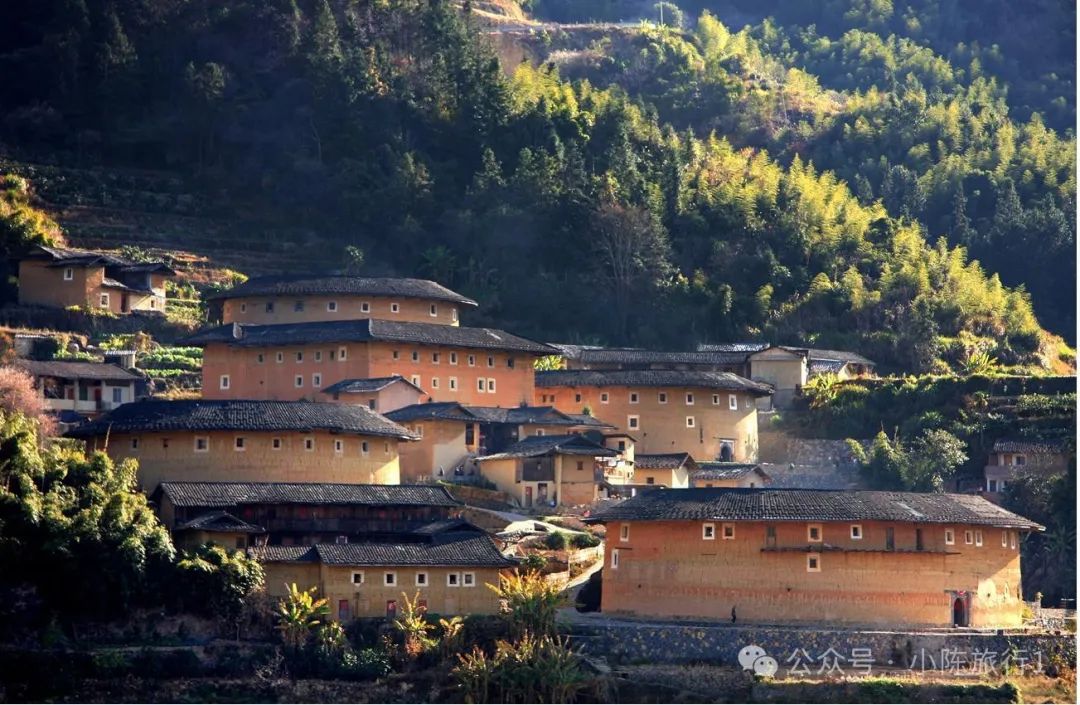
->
<box><xmin>65</xmin><ymin>400</ymin><xmax>416</xmax><ymax>440</ymax></box>
<box><xmin>590</xmin><ymin>488</ymin><xmax>1043</xmax><ymax>530</ymax></box>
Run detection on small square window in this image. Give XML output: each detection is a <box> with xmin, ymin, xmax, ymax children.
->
<box><xmin>412</xmin><ymin>375</ymin><xmax>421</xmax><ymax>387</ymax></box>
<box><xmin>620</xmin><ymin>524</ymin><xmax>630</xmax><ymax>542</ymax></box>
<box><xmin>351</xmin><ymin>571</ymin><xmax>364</xmax><ymax>585</ymax></box>
<box><xmin>99</xmin><ymin>293</ymin><xmax>110</xmax><ymax>308</ymax></box>
<box><xmin>628</xmin><ymin>415</ymin><xmax>639</xmax><ymax>429</ymax></box>
<box><xmin>312</xmin><ymin>373</ymin><xmax>321</xmax><ymax>387</ymax></box>
<box><xmin>807</xmin><ymin>554</ymin><xmax>821</xmax><ymax>572</ymax></box>
<box><xmin>361</xmin><ymin>301</ymin><xmax>370</xmax><ymax>313</ymax></box>
<box><xmin>304</xmin><ymin>437</ymin><xmax>314</xmax><ymax>451</ymax></box>
<box><xmin>487</xmin><ymin>356</ymin><xmax>495</xmax><ymax>368</ymax></box>
<box><xmin>712</xmin><ymin>394</ymin><xmax>720</xmax><ymax>405</ymax></box>
<box><xmin>392</xmin><ymin>350</ymin><xmax>399</xmax><ymax>360</ymax></box>
<box><xmin>431</xmin><ymin>377</ymin><xmax>440</xmax><ymax>389</ymax></box>
<box><xmin>686</xmin><ymin>416</ymin><xmax>695</xmax><ymax>428</ymax></box>
<box><xmin>449</xmin><ymin>377</ymin><xmax>457</xmax><ymax>390</ymax></box>
<box><xmin>686</xmin><ymin>393</ymin><xmax>694</xmax><ymax>405</ymax></box>
<box><xmin>432</xmin><ymin>352</ymin><xmax>440</xmax><ymax>364</ymax></box>
<box><xmin>447</xmin><ymin>573</ymin><xmax>460</xmax><ymax>587</ymax></box>
<box><xmin>450</xmin><ymin>352</ymin><xmax>458</xmax><ymax>365</ymax></box>
<box><xmin>507</xmin><ymin>358</ymin><xmax>515</xmax><ymax>369</ymax></box>
<box><xmin>658</xmin><ymin>392</ymin><xmax>668</xmax><ymax>404</ymax></box>
<box><xmin>728</xmin><ymin>394</ymin><xmax>738</xmax><ymax>410</ymax></box>
<box><xmin>452</xmin><ymin>308</ymin><xmax>458</xmax><ymax>322</ymax></box>
<box><xmin>390</xmin><ymin>302</ymin><xmax>400</xmax><ymax>313</ymax></box>
<box><xmin>850</xmin><ymin>524</ymin><xmax>863</xmax><ymax>540</ymax></box>
<box><xmin>234</xmin><ymin>436</ymin><xmax>246</xmax><ymax>451</ymax></box>
<box><xmin>295</xmin><ymin>375</ymin><xmax>303</xmax><ymax>388</ymax></box>
<box><xmin>975</xmin><ymin>530</ymin><xmax>983</xmax><ymax>547</ymax></box>
<box><xmin>327</xmin><ymin>301</ymin><xmax>338</xmax><ymax>312</ymax></box>
<box><xmin>1010</xmin><ymin>532</ymin><xmax>1016</xmax><ymax>549</ymax></box>
<box><xmin>964</xmin><ymin>530</ymin><xmax>974</xmax><ymax>545</ymax></box>
<box><xmin>63</xmin><ymin>267</ymin><xmax>74</xmax><ymax>281</ymax></box>
<box><xmin>945</xmin><ymin>528</ymin><xmax>955</xmax><ymax>545</ymax></box>
<box><xmin>600</xmin><ymin>393</ymin><xmax>610</xmax><ymax>404</ymax></box>
<box><xmin>194</xmin><ymin>437</ymin><xmax>209</xmax><ymax>453</ymax></box>
<box><xmin>416</xmin><ymin>572</ymin><xmax>428</xmax><ymax>586</ymax></box>
<box><xmin>294</xmin><ymin>300</ymin><xmax>304</xmax><ymax>312</ymax></box>
<box><xmin>338</xmin><ymin>347</ymin><xmax>347</xmax><ymax>360</ymax></box>
<box><xmin>295</xmin><ymin>351</ymin><xmax>303</xmax><ymax>362</ymax></box>
<box><xmin>131</xmin><ymin>437</ymin><xmax>140</xmax><ymax>450</ymax></box>
<box><xmin>463</xmin><ymin>572</ymin><xmax>475</xmax><ymax>587</ymax></box>
<box><xmin>630</xmin><ymin>392</ymin><xmax>639</xmax><ymax>404</ymax></box>
<box><xmin>1001</xmin><ymin>531</ymin><xmax>1008</xmax><ymax>547</ymax></box>
<box><xmin>808</xmin><ymin>524</ymin><xmax>822</xmax><ymax>542</ymax></box>
<box><xmin>276</xmin><ymin>352</ymin><xmax>284</xmax><ymax>363</ymax></box>
<box><xmin>361</xmin><ymin>441</ymin><xmax>369</xmax><ymax>454</ymax></box>
<box><xmin>256</xmin><ymin>353</ymin><xmax>265</xmax><ymax>363</ymax></box>
<box><xmin>611</xmin><ymin>548</ymin><xmax>620</xmax><ymax>569</ymax></box>
<box><xmin>468</xmin><ymin>355</ymin><xmax>476</xmax><ymax>367</ymax></box>
<box><xmin>412</xmin><ymin>351</ymin><xmax>420</xmax><ymax>362</ymax></box>
<box><xmin>430</xmin><ymin>304</ymin><xmax>438</xmax><ymax>317</ymax></box>
<box><xmin>575</xmin><ymin>393</ymin><xmax>582</xmax><ymax>403</ymax></box>
<box><xmin>220</xmin><ymin>374</ymin><xmax>230</xmax><ymax>390</ymax></box>
<box><xmin>703</xmin><ymin>523</ymin><xmax>716</xmax><ymax>540</ymax></box>
<box><xmin>240</xmin><ymin>303</ymin><xmax>247</xmax><ymax>313</ymax></box>
<box><xmin>385</xmin><ymin>572</ymin><xmax>396</xmax><ymax>586</ymax></box>
<box><xmin>487</xmin><ymin>378</ymin><xmax>496</xmax><ymax>392</ymax></box>
<box><xmin>722</xmin><ymin>523</ymin><xmax>735</xmax><ymax>539</ymax></box>
<box><xmin>265</xmin><ymin>301</ymin><xmax>275</xmax><ymax>313</ymax></box>
<box><xmin>272</xmin><ymin>437</ymin><xmax>282</xmax><ymax>450</ymax></box>
<box><xmin>477</xmin><ymin>378</ymin><xmax>485</xmax><ymax>392</ymax></box>
<box><xmin>334</xmin><ymin>439</ymin><xmax>343</xmax><ymax>454</ymax></box>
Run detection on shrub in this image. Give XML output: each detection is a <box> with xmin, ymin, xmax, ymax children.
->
<box><xmin>519</xmin><ymin>553</ymin><xmax>547</xmax><ymax>573</ymax></box>
<box><xmin>570</xmin><ymin>533</ymin><xmax>600</xmax><ymax>549</ymax></box>
<box><xmin>453</xmin><ymin>633</ymin><xmax>596</xmax><ymax>703</ymax></box>
<box><xmin>544</xmin><ymin>532</ymin><xmax>569</xmax><ymax>550</ymax></box>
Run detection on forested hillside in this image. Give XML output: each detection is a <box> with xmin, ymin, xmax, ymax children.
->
<box><xmin>0</xmin><ymin>0</ymin><xmax>1074</xmax><ymax>373</ymax></box>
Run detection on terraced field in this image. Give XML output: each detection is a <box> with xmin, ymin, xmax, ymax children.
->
<box><xmin>0</xmin><ymin>157</ymin><xmax>343</xmax><ymax>280</ymax></box>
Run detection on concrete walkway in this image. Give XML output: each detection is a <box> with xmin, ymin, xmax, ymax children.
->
<box><xmin>469</xmin><ymin>505</ymin><xmax>587</xmax><ymax>536</ymax></box>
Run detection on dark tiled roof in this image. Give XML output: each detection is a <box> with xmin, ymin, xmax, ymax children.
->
<box><xmin>65</xmin><ymin>400</ymin><xmax>416</xmax><ymax>440</ymax></box>
<box><xmin>697</xmin><ymin>343</ymin><xmax>771</xmax><ymax>353</ymax></box>
<box><xmin>635</xmin><ymin>453</ymin><xmax>696</xmax><ymax>470</ymax></box>
<box><xmin>799</xmin><ymin>347</ymin><xmax>876</xmax><ymax>366</ymax></box>
<box><xmin>14</xmin><ymin>359</ymin><xmax>140</xmax><ymax>381</ymax></box>
<box><xmin>477</xmin><ymin>434</ymin><xmax>617</xmax><ymax>461</ymax></box>
<box><xmin>992</xmin><ymin>438</ymin><xmax>1070</xmax><ymax>454</ymax></box>
<box><xmin>386</xmin><ymin>402</ymin><xmax>476</xmax><ymax>424</ymax></box>
<box><xmin>411</xmin><ymin>518</ymin><xmax>484</xmax><ymax>535</ymax></box>
<box><xmin>590</xmin><ymin>488</ymin><xmax>1043</xmax><ymax>530</ymax></box>
<box><xmin>206</xmin><ymin>275</ymin><xmax>477</xmax><ymax>306</ymax></box>
<box><xmin>160</xmin><ymin>482</ymin><xmax>462</xmax><ymax>508</ymax></box>
<box><xmin>693</xmin><ymin>463</ymin><xmax>770</xmax><ymax>481</ymax></box>
<box><xmin>248</xmin><ymin>545</ymin><xmax>319</xmax><ymax>563</ymax></box>
<box><xmin>315</xmin><ymin>532</ymin><xmax>515</xmax><ymax>568</ymax></box>
<box><xmin>462</xmin><ymin>406</ymin><xmax>581</xmax><ymax>426</ymax></box>
<box><xmin>565</xmin><ymin>414</ymin><xmax>616</xmax><ymax>429</ymax></box>
<box><xmin>808</xmin><ymin>359</ymin><xmax>846</xmax><ymax>375</ymax></box>
<box><xmin>535</xmin><ymin>370</ymin><xmax>772</xmax><ymax>396</ymax></box>
<box><xmin>573</xmin><ymin>348</ymin><xmax>749</xmax><ymax>366</ymax></box>
<box><xmin>387</xmin><ymin>403</ymin><xmax>589</xmax><ymax>427</ymax></box>
<box><xmin>182</xmin><ymin>319</ymin><xmax>555</xmax><ymax>355</ymax></box>
<box><xmin>321</xmin><ymin>376</ymin><xmax>425</xmax><ymax>395</ymax></box>
<box><xmin>26</xmin><ymin>245</ymin><xmax>174</xmax><ymax>274</ymax></box>
<box><xmin>175</xmin><ymin>511</ymin><xmax>264</xmax><ymax>533</ymax></box>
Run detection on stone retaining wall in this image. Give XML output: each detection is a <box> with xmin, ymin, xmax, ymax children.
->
<box><xmin>569</xmin><ymin>620</ymin><xmax>1076</xmax><ymax>674</ymax></box>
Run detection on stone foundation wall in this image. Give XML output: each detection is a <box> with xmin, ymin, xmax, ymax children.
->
<box><xmin>570</xmin><ymin>620</ymin><xmax>1076</xmax><ymax>673</ymax></box>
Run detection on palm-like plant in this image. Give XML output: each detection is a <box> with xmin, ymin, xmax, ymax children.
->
<box><xmin>488</xmin><ymin>570</ymin><xmax>564</xmax><ymax>638</ymax></box>
<box><xmin>392</xmin><ymin>591</ymin><xmax>437</xmax><ymax>660</ymax></box>
<box><xmin>276</xmin><ymin>583</ymin><xmax>329</xmax><ymax>650</ymax></box>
